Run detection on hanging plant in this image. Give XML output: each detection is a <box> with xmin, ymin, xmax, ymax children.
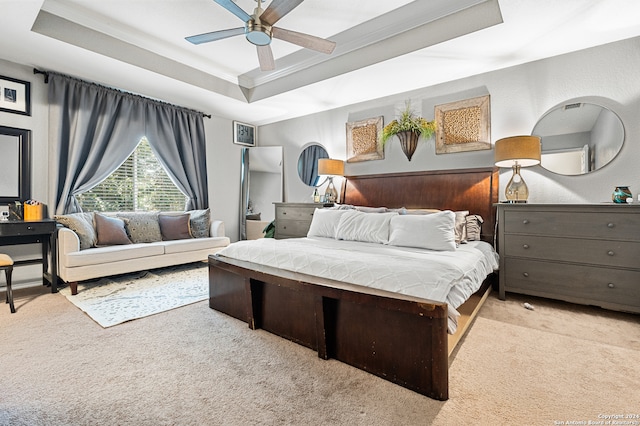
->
<box><xmin>380</xmin><ymin>101</ymin><xmax>436</xmax><ymax>161</ymax></box>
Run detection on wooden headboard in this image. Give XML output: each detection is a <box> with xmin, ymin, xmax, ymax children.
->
<box><xmin>340</xmin><ymin>167</ymin><xmax>499</xmax><ymax>244</ymax></box>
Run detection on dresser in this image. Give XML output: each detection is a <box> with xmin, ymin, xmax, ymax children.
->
<box><xmin>497</xmin><ymin>204</ymin><xmax>640</xmax><ymax>313</ymax></box>
<box><xmin>274</xmin><ymin>203</ymin><xmax>332</xmax><ymax>239</ymax></box>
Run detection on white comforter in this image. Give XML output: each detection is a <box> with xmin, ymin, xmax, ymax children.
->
<box><xmin>215</xmin><ymin>237</ymin><xmax>499</xmax><ymax>333</ymax></box>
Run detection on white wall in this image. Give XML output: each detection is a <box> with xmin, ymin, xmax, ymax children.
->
<box><xmin>260</xmin><ymin>36</ymin><xmax>640</xmax><ymax>207</ymax></box>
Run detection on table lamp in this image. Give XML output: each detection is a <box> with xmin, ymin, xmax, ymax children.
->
<box><xmin>317</xmin><ymin>158</ymin><xmax>344</xmax><ymax>203</ymax></box>
<box><xmin>494</xmin><ymin>136</ymin><xmax>541</xmax><ymax>203</ymax></box>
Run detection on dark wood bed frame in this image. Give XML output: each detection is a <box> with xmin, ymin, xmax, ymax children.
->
<box><xmin>208</xmin><ymin>167</ymin><xmax>499</xmax><ymax>400</ymax></box>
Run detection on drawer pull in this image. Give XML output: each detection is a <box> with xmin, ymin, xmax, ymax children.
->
<box><xmin>607</xmin><ymin>222</ymin><xmax>615</xmax><ymax>228</ymax></box>
<box><xmin>607</xmin><ymin>283</ymin><xmax>615</xmax><ymax>289</ymax></box>
<box><xmin>607</xmin><ymin>250</ymin><xmax>615</xmax><ymax>256</ymax></box>
<box><xmin>522</xmin><ymin>219</ymin><xmax>529</xmax><ymax>225</ymax></box>
<box><xmin>522</xmin><ymin>272</ymin><xmax>529</xmax><ymax>278</ymax></box>
<box><xmin>522</xmin><ymin>244</ymin><xmax>530</xmax><ymax>249</ymax></box>
<box><xmin>282</xmin><ymin>212</ymin><xmax>287</xmax><ymax>215</ymax></box>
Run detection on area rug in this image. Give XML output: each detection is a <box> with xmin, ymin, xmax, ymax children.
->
<box><xmin>59</xmin><ymin>262</ymin><xmax>208</xmax><ymax>327</ymax></box>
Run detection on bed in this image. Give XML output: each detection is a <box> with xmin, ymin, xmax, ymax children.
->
<box><xmin>208</xmin><ymin>167</ymin><xmax>499</xmax><ymax>400</ymax></box>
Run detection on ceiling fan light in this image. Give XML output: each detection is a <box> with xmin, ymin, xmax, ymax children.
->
<box><xmin>246</xmin><ymin>22</ymin><xmax>272</xmax><ymax>46</ymax></box>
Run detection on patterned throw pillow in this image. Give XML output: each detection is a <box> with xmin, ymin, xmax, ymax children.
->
<box><xmin>115</xmin><ymin>212</ymin><xmax>162</xmax><ymax>243</ymax></box>
<box><xmin>465</xmin><ymin>215</ymin><xmax>484</xmax><ymax>241</ymax></box>
<box><xmin>187</xmin><ymin>208</ymin><xmax>210</xmax><ymax>238</ymax></box>
<box><xmin>54</xmin><ymin>212</ymin><xmax>96</xmax><ymax>250</ymax></box>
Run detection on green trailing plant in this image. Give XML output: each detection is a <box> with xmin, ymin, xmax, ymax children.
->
<box><xmin>380</xmin><ymin>101</ymin><xmax>436</xmax><ymax>146</ymax></box>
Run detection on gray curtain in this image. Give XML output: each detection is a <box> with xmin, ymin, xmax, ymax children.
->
<box><xmin>48</xmin><ymin>73</ymin><xmax>208</xmax><ymax>214</ymax></box>
<box><xmin>144</xmin><ymin>102</ymin><xmax>208</xmax><ymax>210</ymax></box>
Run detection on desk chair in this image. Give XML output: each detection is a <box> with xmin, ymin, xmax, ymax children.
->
<box><xmin>0</xmin><ymin>254</ymin><xmax>15</xmax><ymax>313</ymax></box>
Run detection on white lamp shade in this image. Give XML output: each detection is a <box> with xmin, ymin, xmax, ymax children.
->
<box><xmin>494</xmin><ymin>136</ymin><xmax>541</xmax><ymax>168</ymax></box>
<box><xmin>318</xmin><ymin>158</ymin><xmax>344</xmax><ymax>176</ymax></box>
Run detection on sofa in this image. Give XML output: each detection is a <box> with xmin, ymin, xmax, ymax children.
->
<box><xmin>55</xmin><ymin>209</ymin><xmax>230</xmax><ymax>295</ymax></box>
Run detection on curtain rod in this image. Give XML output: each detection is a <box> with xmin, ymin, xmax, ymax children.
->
<box><xmin>32</xmin><ymin>68</ymin><xmax>212</xmax><ymax>119</ymax></box>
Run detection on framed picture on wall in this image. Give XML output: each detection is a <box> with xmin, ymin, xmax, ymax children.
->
<box><xmin>0</xmin><ymin>75</ymin><xmax>31</xmax><ymax>116</ymax></box>
<box><xmin>233</xmin><ymin>121</ymin><xmax>256</xmax><ymax>146</ymax></box>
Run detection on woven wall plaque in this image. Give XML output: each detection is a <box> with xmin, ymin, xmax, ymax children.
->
<box><xmin>346</xmin><ymin>116</ymin><xmax>384</xmax><ymax>162</ymax></box>
<box><xmin>435</xmin><ymin>95</ymin><xmax>491</xmax><ymax>154</ymax></box>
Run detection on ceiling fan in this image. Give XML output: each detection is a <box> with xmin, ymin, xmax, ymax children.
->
<box><xmin>186</xmin><ymin>0</ymin><xmax>336</xmax><ymax>71</ymax></box>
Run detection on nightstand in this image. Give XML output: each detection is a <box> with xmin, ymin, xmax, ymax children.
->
<box><xmin>274</xmin><ymin>203</ymin><xmax>332</xmax><ymax>239</ymax></box>
<box><xmin>497</xmin><ymin>203</ymin><xmax>640</xmax><ymax>314</ymax></box>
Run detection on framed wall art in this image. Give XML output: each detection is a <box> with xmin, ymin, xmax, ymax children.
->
<box><xmin>0</xmin><ymin>75</ymin><xmax>31</xmax><ymax>116</ymax></box>
<box><xmin>0</xmin><ymin>126</ymin><xmax>31</xmax><ymax>204</ymax></box>
<box><xmin>346</xmin><ymin>116</ymin><xmax>384</xmax><ymax>163</ymax></box>
<box><xmin>434</xmin><ymin>95</ymin><xmax>491</xmax><ymax>154</ymax></box>
<box><xmin>233</xmin><ymin>121</ymin><xmax>256</xmax><ymax>146</ymax></box>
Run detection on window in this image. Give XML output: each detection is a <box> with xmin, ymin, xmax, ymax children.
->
<box><xmin>77</xmin><ymin>137</ymin><xmax>187</xmax><ymax>212</ymax></box>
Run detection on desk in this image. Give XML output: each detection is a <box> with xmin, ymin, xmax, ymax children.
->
<box><xmin>0</xmin><ymin>220</ymin><xmax>58</xmax><ymax>292</ymax></box>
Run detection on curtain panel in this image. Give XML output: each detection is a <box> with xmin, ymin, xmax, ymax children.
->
<box><xmin>48</xmin><ymin>73</ymin><xmax>208</xmax><ymax>214</ymax></box>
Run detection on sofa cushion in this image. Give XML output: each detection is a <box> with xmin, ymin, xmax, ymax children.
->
<box><xmin>54</xmin><ymin>212</ymin><xmax>96</xmax><ymax>250</ymax></box>
<box><xmin>159</xmin><ymin>213</ymin><xmax>192</xmax><ymax>241</ymax></box>
<box><xmin>116</xmin><ymin>212</ymin><xmax>162</xmax><ymax>243</ymax></box>
<box><xmin>63</xmin><ymin>243</ymin><xmax>165</xmax><ymax>268</ymax></box>
<box><xmin>95</xmin><ymin>213</ymin><xmax>132</xmax><ymax>246</ymax></box>
<box><xmin>162</xmin><ymin>237</ymin><xmax>230</xmax><ymax>255</ymax></box>
<box><xmin>187</xmin><ymin>208</ymin><xmax>211</xmax><ymax>238</ymax></box>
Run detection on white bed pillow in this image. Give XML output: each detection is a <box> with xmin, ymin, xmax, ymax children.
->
<box><xmin>307</xmin><ymin>209</ymin><xmax>349</xmax><ymax>239</ymax></box>
<box><xmin>388</xmin><ymin>210</ymin><xmax>457</xmax><ymax>251</ymax></box>
<box><xmin>335</xmin><ymin>210</ymin><xmax>397</xmax><ymax>244</ymax></box>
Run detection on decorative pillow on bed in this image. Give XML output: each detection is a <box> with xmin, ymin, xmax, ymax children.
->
<box><xmin>159</xmin><ymin>213</ymin><xmax>193</xmax><ymax>241</ymax></box>
<box><xmin>354</xmin><ymin>206</ymin><xmax>387</xmax><ymax>213</ymax></box>
<box><xmin>187</xmin><ymin>208</ymin><xmax>211</xmax><ymax>238</ymax></box>
<box><xmin>388</xmin><ymin>210</ymin><xmax>457</xmax><ymax>251</ymax></box>
<box><xmin>54</xmin><ymin>212</ymin><xmax>97</xmax><ymax>250</ymax></box>
<box><xmin>400</xmin><ymin>208</ymin><xmax>441</xmax><ymax>215</ymax></box>
<box><xmin>307</xmin><ymin>209</ymin><xmax>349</xmax><ymax>238</ymax></box>
<box><xmin>465</xmin><ymin>214</ymin><xmax>484</xmax><ymax>241</ymax></box>
<box><xmin>335</xmin><ymin>210</ymin><xmax>397</xmax><ymax>244</ymax></box>
<box><xmin>94</xmin><ymin>213</ymin><xmax>132</xmax><ymax>246</ymax></box>
<box><xmin>454</xmin><ymin>210</ymin><xmax>469</xmax><ymax>244</ymax></box>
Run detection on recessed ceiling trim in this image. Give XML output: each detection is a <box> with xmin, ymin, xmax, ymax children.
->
<box><xmin>31</xmin><ymin>9</ymin><xmax>247</xmax><ymax>102</ymax></box>
<box><xmin>240</xmin><ymin>0</ymin><xmax>496</xmax><ymax>88</ymax></box>
<box><xmin>242</xmin><ymin>0</ymin><xmax>503</xmax><ymax>102</ymax></box>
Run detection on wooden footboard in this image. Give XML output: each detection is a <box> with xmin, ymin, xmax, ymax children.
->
<box><xmin>209</xmin><ymin>255</ymin><xmax>455</xmax><ymax>400</ymax></box>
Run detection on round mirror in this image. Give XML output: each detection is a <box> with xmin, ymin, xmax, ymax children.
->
<box><xmin>532</xmin><ymin>101</ymin><xmax>624</xmax><ymax>175</ymax></box>
<box><xmin>297</xmin><ymin>143</ymin><xmax>329</xmax><ymax>186</ymax></box>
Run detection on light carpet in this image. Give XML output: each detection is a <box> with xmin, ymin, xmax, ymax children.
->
<box><xmin>59</xmin><ymin>262</ymin><xmax>209</xmax><ymax>327</ymax></box>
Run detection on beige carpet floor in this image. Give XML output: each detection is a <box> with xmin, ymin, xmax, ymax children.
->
<box><xmin>1</xmin><ymin>284</ymin><xmax>639</xmax><ymax>425</ymax></box>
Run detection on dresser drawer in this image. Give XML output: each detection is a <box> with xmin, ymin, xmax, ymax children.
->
<box><xmin>0</xmin><ymin>221</ymin><xmax>56</xmax><ymax>237</ymax></box>
<box><xmin>503</xmin><ymin>258</ymin><xmax>640</xmax><ymax>312</ymax></box>
<box><xmin>504</xmin><ymin>235</ymin><xmax>640</xmax><ymax>269</ymax></box>
<box><xmin>276</xmin><ymin>220</ymin><xmax>312</xmax><ymax>238</ymax></box>
<box><xmin>276</xmin><ymin>207</ymin><xmax>317</xmax><ymax>222</ymax></box>
<box><xmin>503</xmin><ymin>210</ymin><xmax>640</xmax><ymax>241</ymax></box>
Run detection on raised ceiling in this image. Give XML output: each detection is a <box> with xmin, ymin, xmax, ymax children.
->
<box><xmin>2</xmin><ymin>0</ymin><xmax>640</xmax><ymax>125</ymax></box>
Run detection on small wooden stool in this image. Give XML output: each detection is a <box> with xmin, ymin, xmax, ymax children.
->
<box><xmin>0</xmin><ymin>254</ymin><xmax>15</xmax><ymax>313</ymax></box>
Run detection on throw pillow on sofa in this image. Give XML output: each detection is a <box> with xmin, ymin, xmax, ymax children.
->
<box><xmin>187</xmin><ymin>208</ymin><xmax>211</xmax><ymax>238</ymax></box>
<box><xmin>94</xmin><ymin>213</ymin><xmax>132</xmax><ymax>246</ymax></box>
<box><xmin>54</xmin><ymin>212</ymin><xmax>96</xmax><ymax>250</ymax></box>
<box><xmin>115</xmin><ymin>212</ymin><xmax>162</xmax><ymax>243</ymax></box>
<box><xmin>158</xmin><ymin>213</ymin><xmax>192</xmax><ymax>241</ymax></box>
